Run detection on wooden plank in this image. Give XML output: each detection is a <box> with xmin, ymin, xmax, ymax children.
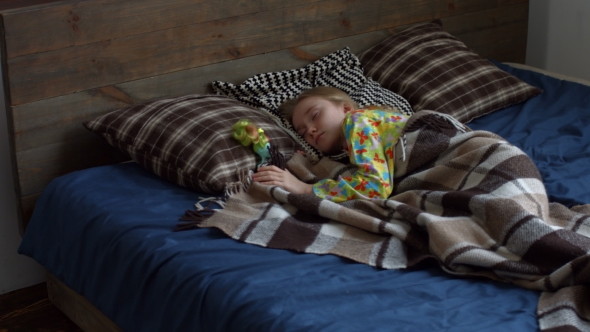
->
<box><xmin>363</xmin><ymin>2</ymin><xmax>529</xmax><ymax>62</ymax></box>
<box><xmin>374</xmin><ymin>0</ymin><xmax>519</xmax><ymax>30</ymax></box>
<box><xmin>7</xmin><ymin>10</ymin><xmax>284</xmax><ymax>105</ymax></box>
<box><xmin>16</xmin><ymin>134</ymin><xmax>128</xmax><ymax>198</ymax></box>
<box><xmin>5</xmin><ymin>0</ymin><xmax>520</xmax><ymax>106</ymax></box>
<box><xmin>0</xmin><ymin>0</ymin><xmax>530</xmax><ymax>59</ymax></box>
<box><xmin>498</xmin><ymin>0</ymin><xmax>529</xmax><ymax>6</ymax></box>
<box><xmin>262</xmin><ymin>0</ymin><xmax>321</xmax><ymax>10</ymax></box>
<box><xmin>474</xmin><ymin>35</ymin><xmax>527</xmax><ymax>63</ymax></box>
<box><xmin>0</xmin><ymin>0</ymin><xmax>321</xmax><ymax>59</ymax></box>
<box><xmin>278</xmin><ymin>0</ymin><xmax>379</xmax><ymax>46</ymax></box>
<box><xmin>10</xmin><ymin>30</ymin><xmax>389</xmax><ymax>198</ymax></box>
<box><xmin>0</xmin><ymin>0</ymin><xmax>62</xmax><ymax>11</ymax></box>
<box><xmin>19</xmin><ymin>194</ymin><xmax>39</xmax><ymax>235</ymax></box>
<box><xmin>442</xmin><ymin>2</ymin><xmax>529</xmax><ymax>62</ymax></box>
<box><xmin>46</xmin><ymin>272</ymin><xmax>121</xmax><ymax>332</ymax></box>
<box><xmin>441</xmin><ymin>2</ymin><xmax>529</xmax><ymax>40</ymax></box>
<box><xmin>377</xmin><ymin>3</ymin><xmax>529</xmax><ymax>62</ymax></box>
<box><xmin>0</xmin><ymin>281</ymin><xmax>83</xmax><ymax>331</ymax></box>
<box><xmin>13</xmin><ymin>88</ymin><xmax>133</xmax><ymax>153</ymax></box>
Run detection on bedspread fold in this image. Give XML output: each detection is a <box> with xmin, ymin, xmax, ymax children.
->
<box><xmin>191</xmin><ymin>111</ymin><xmax>590</xmax><ymax>332</ymax></box>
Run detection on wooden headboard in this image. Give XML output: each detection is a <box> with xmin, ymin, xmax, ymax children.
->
<box><xmin>0</xmin><ymin>0</ymin><xmax>530</xmax><ymax>233</ymax></box>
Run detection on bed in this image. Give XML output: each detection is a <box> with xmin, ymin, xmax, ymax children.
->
<box><xmin>3</xmin><ymin>1</ymin><xmax>590</xmax><ymax>331</ymax></box>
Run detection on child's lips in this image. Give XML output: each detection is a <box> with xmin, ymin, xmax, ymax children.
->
<box><xmin>315</xmin><ymin>133</ymin><xmax>323</xmax><ymax>145</ymax></box>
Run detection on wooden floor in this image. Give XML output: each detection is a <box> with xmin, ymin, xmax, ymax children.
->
<box><xmin>0</xmin><ymin>282</ymin><xmax>82</xmax><ymax>332</ymax></box>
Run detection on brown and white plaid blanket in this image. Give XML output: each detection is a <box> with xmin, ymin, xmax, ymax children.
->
<box><xmin>183</xmin><ymin>111</ymin><xmax>590</xmax><ymax>331</ymax></box>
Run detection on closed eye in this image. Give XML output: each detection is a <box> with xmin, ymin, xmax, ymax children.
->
<box><xmin>297</xmin><ymin>107</ymin><xmax>319</xmax><ymax>136</ymax></box>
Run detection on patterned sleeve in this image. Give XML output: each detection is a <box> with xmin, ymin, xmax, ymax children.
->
<box><xmin>312</xmin><ymin>110</ymin><xmax>403</xmax><ymax>202</ymax></box>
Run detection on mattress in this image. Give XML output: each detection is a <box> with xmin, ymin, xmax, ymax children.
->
<box><xmin>18</xmin><ymin>62</ymin><xmax>590</xmax><ymax>331</ymax></box>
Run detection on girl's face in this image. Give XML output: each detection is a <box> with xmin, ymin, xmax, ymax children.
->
<box><xmin>292</xmin><ymin>96</ymin><xmax>350</xmax><ymax>154</ymax></box>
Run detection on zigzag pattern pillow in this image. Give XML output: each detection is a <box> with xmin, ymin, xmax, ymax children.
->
<box><xmin>212</xmin><ymin>48</ymin><xmax>413</xmax><ymax>162</ymax></box>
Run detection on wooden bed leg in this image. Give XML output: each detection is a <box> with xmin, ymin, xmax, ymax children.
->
<box><xmin>46</xmin><ymin>271</ymin><xmax>121</xmax><ymax>332</ymax></box>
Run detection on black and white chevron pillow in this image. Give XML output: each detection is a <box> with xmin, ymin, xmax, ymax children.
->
<box><xmin>212</xmin><ymin>47</ymin><xmax>413</xmax><ymax>162</ymax></box>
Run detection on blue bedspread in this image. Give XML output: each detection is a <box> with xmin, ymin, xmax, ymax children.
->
<box><xmin>19</xmin><ymin>63</ymin><xmax>590</xmax><ymax>331</ymax></box>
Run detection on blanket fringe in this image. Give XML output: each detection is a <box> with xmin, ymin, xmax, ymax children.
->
<box><xmin>176</xmin><ymin>197</ymin><xmax>224</xmax><ymax>230</ymax></box>
<box><xmin>177</xmin><ymin>169</ymin><xmax>253</xmax><ymax>231</ymax></box>
<box><xmin>177</xmin><ymin>146</ymin><xmax>285</xmax><ymax>231</ymax></box>
<box><xmin>194</xmin><ymin>196</ymin><xmax>226</xmax><ymax>210</ymax></box>
<box><xmin>224</xmin><ymin>169</ymin><xmax>253</xmax><ymax>198</ymax></box>
<box><xmin>176</xmin><ymin>208</ymin><xmax>217</xmax><ymax>230</ymax></box>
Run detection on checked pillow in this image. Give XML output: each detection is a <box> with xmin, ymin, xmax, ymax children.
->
<box><xmin>84</xmin><ymin>95</ymin><xmax>301</xmax><ymax>193</ymax></box>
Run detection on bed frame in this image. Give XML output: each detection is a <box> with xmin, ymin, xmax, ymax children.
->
<box><xmin>1</xmin><ymin>0</ymin><xmax>531</xmax><ymax>330</ymax></box>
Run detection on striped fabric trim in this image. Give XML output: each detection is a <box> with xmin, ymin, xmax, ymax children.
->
<box><xmin>359</xmin><ymin>20</ymin><xmax>542</xmax><ymax>123</ymax></box>
<box><xmin>84</xmin><ymin>95</ymin><xmax>300</xmax><ymax>193</ymax></box>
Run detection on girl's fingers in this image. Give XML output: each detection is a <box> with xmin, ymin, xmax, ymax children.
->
<box><xmin>254</xmin><ymin>167</ymin><xmax>283</xmax><ymax>177</ymax></box>
<box><xmin>252</xmin><ymin>172</ymin><xmax>282</xmax><ymax>182</ymax></box>
<box><xmin>257</xmin><ymin>165</ymin><xmax>279</xmax><ymax>172</ymax></box>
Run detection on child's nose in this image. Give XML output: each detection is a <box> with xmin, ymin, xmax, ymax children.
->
<box><xmin>307</xmin><ymin>127</ymin><xmax>317</xmax><ymax>138</ymax></box>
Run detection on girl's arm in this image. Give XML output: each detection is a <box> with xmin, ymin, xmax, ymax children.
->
<box><xmin>313</xmin><ymin>110</ymin><xmax>403</xmax><ymax>202</ymax></box>
<box><xmin>312</xmin><ymin>144</ymin><xmax>393</xmax><ymax>202</ymax></box>
<box><xmin>252</xmin><ymin>166</ymin><xmax>313</xmax><ymax>194</ymax></box>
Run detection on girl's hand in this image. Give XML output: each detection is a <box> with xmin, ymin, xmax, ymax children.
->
<box><xmin>296</xmin><ymin>150</ymin><xmax>307</xmax><ymax>157</ymax></box>
<box><xmin>252</xmin><ymin>166</ymin><xmax>313</xmax><ymax>194</ymax></box>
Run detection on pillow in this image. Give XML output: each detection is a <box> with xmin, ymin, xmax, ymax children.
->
<box><xmin>359</xmin><ymin>20</ymin><xmax>542</xmax><ymax>123</ymax></box>
<box><xmin>83</xmin><ymin>95</ymin><xmax>300</xmax><ymax>194</ymax></box>
<box><xmin>212</xmin><ymin>47</ymin><xmax>413</xmax><ymax>162</ymax></box>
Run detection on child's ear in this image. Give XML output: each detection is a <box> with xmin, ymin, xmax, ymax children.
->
<box><xmin>342</xmin><ymin>103</ymin><xmax>354</xmax><ymax>113</ymax></box>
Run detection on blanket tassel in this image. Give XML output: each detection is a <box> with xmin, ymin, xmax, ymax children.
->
<box><xmin>176</xmin><ymin>207</ymin><xmax>217</xmax><ymax>231</ymax></box>
<box><xmin>176</xmin><ymin>197</ymin><xmax>224</xmax><ymax>231</ymax></box>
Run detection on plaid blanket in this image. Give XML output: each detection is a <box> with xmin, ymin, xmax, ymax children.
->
<box><xmin>183</xmin><ymin>111</ymin><xmax>590</xmax><ymax>331</ymax></box>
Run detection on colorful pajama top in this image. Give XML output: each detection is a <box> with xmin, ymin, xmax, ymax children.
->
<box><xmin>312</xmin><ymin>108</ymin><xmax>409</xmax><ymax>202</ymax></box>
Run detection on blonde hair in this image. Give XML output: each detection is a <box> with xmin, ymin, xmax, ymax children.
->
<box><xmin>279</xmin><ymin>86</ymin><xmax>358</xmax><ymax>123</ymax></box>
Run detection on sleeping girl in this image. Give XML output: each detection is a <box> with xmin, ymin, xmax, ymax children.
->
<box><xmin>251</xmin><ymin>86</ymin><xmax>409</xmax><ymax>202</ymax></box>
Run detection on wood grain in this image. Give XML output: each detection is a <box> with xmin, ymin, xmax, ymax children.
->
<box><xmin>47</xmin><ymin>272</ymin><xmax>121</xmax><ymax>332</ymax></box>
<box><xmin>0</xmin><ymin>0</ymin><xmax>61</xmax><ymax>11</ymax></box>
<box><xmin>0</xmin><ymin>281</ymin><xmax>82</xmax><ymax>331</ymax></box>
<box><xmin>19</xmin><ymin>194</ymin><xmax>40</xmax><ymax>234</ymax></box>
<box><xmin>442</xmin><ymin>2</ymin><xmax>529</xmax><ymax>62</ymax></box>
<box><xmin>1</xmin><ymin>0</ymin><xmax>321</xmax><ymax>59</ymax></box>
<box><xmin>4</xmin><ymin>0</ymin><xmax>528</xmax><ymax>106</ymax></box>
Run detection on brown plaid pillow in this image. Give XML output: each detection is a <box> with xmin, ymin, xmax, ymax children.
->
<box><xmin>84</xmin><ymin>95</ymin><xmax>300</xmax><ymax>193</ymax></box>
<box><xmin>359</xmin><ymin>20</ymin><xmax>542</xmax><ymax>123</ymax></box>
